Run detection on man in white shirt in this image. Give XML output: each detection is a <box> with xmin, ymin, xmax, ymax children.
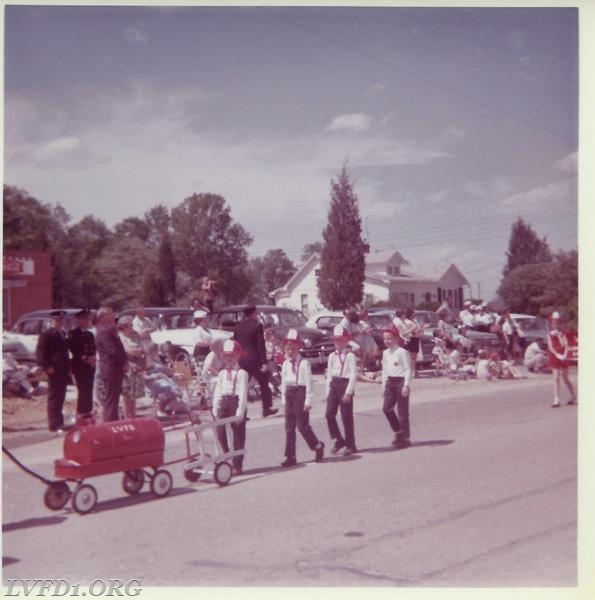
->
<box><xmin>280</xmin><ymin>329</ymin><xmax>325</xmax><ymax>467</ymax></box>
<box><xmin>524</xmin><ymin>338</ymin><xmax>549</xmax><ymax>373</ymax></box>
<box><xmin>381</xmin><ymin>325</ymin><xmax>412</xmax><ymax>448</ymax></box>
<box><xmin>459</xmin><ymin>301</ymin><xmax>475</xmax><ymax>328</ymax></box>
<box><xmin>192</xmin><ymin>310</ymin><xmax>213</xmax><ymax>363</ymax></box>
<box><xmin>325</xmin><ymin>325</ymin><xmax>358</xmax><ymax>456</ymax></box>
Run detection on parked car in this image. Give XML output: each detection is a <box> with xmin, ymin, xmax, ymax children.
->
<box><xmin>208</xmin><ymin>305</ymin><xmax>334</xmax><ymax>371</ymax></box>
<box><xmin>510</xmin><ymin>313</ymin><xmax>548</xmax><ymax>348</ymax></box>
<box><xmin>3</xmin><ymin>308</ymin><xmax>93</xmax><ymax>366</ymax></box>
<box><xmin>116</xmin><ymin>307</ymin><xmax>231</xmax><ymax>363</ymax></box>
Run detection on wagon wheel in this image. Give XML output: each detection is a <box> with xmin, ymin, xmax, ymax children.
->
<box><xmin>150</xmin><ymin>469</ymin><xmax>173</xmax><ymax>497</ymax></box>
<box><xmin>213</xmin><ymin>461</ymin><xmax>233</xmax><ymax>486</ymax></box>
<box><xmin>43</xmin><ymin>481</ymin><xmax>71</xmax><ymax>510</ymax></box>
<box><xmin>184</xmin><ymin>467</ymin><xmax>202</xmax><ymax>483</ymax></box>
<box><xmin>122</xmin><ymin>469</ymin><xmax>145</xmax><ymax>494</ymax></box>
<box><xmin>71</xmin><ymin>484</ymin><xmax>98</xmax><ymax>515</ymax></box>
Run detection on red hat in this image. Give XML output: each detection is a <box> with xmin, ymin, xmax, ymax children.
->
<box><xmin>332</xmin><ymin>325</ymin><xmax>352</xmax><ymax>339</ymax></box>
<box><xmin>223</xmin><ymin>339</ymin><xmax>243</xmax><ymax>355</ymax></box>
<box><xmin>283</xmin><ymin>329</ymin><xmax>301</xmax><ymax>346</ymax></box>
<box><xmin>382</xmin><ymin>324</ymin><xmax>401</xmax><ymax>338</ymax></box>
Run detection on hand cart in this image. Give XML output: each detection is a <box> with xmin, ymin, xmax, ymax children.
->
<box><xmin>180</xmin><ymin>414</ymin><xmax>246</xmax><ymax>486</ymax></box>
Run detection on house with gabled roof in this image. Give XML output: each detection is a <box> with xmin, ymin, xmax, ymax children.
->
<box><xmin>270</xmin><ymin>249</ymin><xmax>470</xmax><ymax>315</ymax></box>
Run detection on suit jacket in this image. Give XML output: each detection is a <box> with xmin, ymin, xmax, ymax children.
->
<box><xmin>36</xmin><ymin>328</ymin><xmax>69</xmax><ymax>374</ymax></box>
<box><xmin>233</xmin><ymin>318</ymin><xmax>267</xmax><ymax>367</ymax></box>
<box><xmin>96</xmin><ymin>326</ymin><xmax>127</xmax><ymax>377</ymax></box>
<box><xmin>67</xmin><ymin>327</ymin><xmax>97</xmax><ymax>370</ymax></box>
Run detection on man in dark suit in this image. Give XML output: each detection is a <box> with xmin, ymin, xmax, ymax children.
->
<box><xmin>36</xmin><ymin>310</ymin><xmax>70</xmax><ymax>432</ymax></box>
<box><xmin>233</xmin><ymin>305</ymin><xmax>278</xmax><ymax>417</ymax></box>
<box><xmin>95</xmin><ymin>306</ymin><xmax>127</xmax><ymax>422</ymax></box>
<box><xmin>67</xmin><ymin>309</ymin><xmax>96</xmax><ymax>417</ymax></box>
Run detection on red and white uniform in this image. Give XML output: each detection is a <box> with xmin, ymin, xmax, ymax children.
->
<box><xmin>547</xmin><ymin>329</ymin><xmax>569</xmax><ymax>369</ymax></box>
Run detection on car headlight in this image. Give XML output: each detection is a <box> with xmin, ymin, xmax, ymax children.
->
<box><xmin>303</xmin><ymin>338</ymin><xmax>313</xmax><ymax>348</ymax></box>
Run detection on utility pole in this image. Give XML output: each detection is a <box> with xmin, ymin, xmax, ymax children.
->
<box><xmin>476</xmin><ymin>282</ymin><xmax>481</xmax><ymax>301</ymax></box>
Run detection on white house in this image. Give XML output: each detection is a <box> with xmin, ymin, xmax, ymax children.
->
<box><xmin>270</xmin><ymin>250</ymin><xmax>471</xmax><ymax>315</ymax></box>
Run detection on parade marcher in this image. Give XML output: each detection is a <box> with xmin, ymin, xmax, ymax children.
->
<box><xmin>67</xmin><ymin>308</ymin><xmax>96</xmax><ymax>417</ymax></box>
<box><xmin>35</xmin><ymin>310</ymin><xmax>70</xmax><ymax>432</ymax></box>
<box><xmin>118</xmin><ymin>315</ymin><xmax>147</xmax><ymax>419</ymax></box>
<box><xmin>233</xmin><ymin>305</ymin><xmax>278</xmax><ymax>417</ymax></box>
<box><xmin>546</xmin><ymin>312</ymin><xmax>576</xmax><ymax>408</ymax></box>
<box><xmin>381</xmin><ymin>325</ymin><xmax>413</xmax><ymax>448</ymax></box>
<box><xmin>279</xmin><ymin>329</ymin><xmax>325</xmax><ymax>467</ymax></box>
<box><xmin>95</xmin><ymin>306</ymin><xmax>128</xmax><ymax>422</ymax></box>
<box><xmin>213</xmin><ymin>339</ymin><xmax>249</xmax><ymax>475</ymax></box>
<box><xmin>192</xmin><ymin>309</ymin><xmax>213</xmax><ymax>366</ymax></box>
<box><xmin>325</xmin><ymin>325</ymin><xmax>358</xmax><ymax>456</ymax></box>
<box><xmin>202</xmin><ymin>338</ymin><xmax>225</xmax><ymax>407</ymax></box>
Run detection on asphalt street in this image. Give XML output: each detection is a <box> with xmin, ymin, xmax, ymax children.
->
<box><xmin>2</xmin><ymin>371</ymin><xmax>581</xmax><ymax>589</ymax></box>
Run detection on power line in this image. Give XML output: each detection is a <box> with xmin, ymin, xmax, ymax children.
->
<box><xmin>265</xmin><ymin>8</ymin><xmax>577</xmax><ymax>145</ymax></box>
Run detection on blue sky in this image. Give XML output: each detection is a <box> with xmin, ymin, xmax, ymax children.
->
<box><xmin>3</xmin><ymin>3</ymin><xmax>582</xmax><ymax>302</ymax></box>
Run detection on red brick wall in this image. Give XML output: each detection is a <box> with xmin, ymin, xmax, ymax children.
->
<box><xmin>3</xmin><ymin>251</ymin><xmax>53</xmax><ymax>326</ymax></box>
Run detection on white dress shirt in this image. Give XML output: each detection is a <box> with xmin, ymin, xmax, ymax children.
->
<box><xmin>281</xmin><ymin>357</ymin><xmax>314</xmax><ymax>407</ymax></box>
<box><xmin>381</xmin><ymin>345</ymin><xmax>412</xmax><ymax>387</ymax></box>
<box><xmin>325</xmin><ymin>349</ymin><xmax>357</xmax><ymax>396</ymax></box>
<box><xmin>212</xmin><ymin>365</ymin><xmax>248</xmax><ymax>416</ymax></box>
<box><xmin>193</xmin><ymin>324</ymin><xmax>213</xmax><ymax>348</ymax></box>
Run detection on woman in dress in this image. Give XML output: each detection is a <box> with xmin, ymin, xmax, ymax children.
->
<box><xmin>547</xmin><ymin>311</ymin><xmax>576</xmax><ymax>408</ymax></box>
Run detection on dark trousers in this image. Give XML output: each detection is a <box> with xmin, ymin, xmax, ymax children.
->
<box><xmin>216</xmin><ymin>395</ymin><xmax>246</xmax><ymax>469</ymax></box>
<box><xmin>47</xmin><ymin>370</ymin><xmax>68</xmax><ymax>431</ymax></box>
<box><xmin>325</xmin><ymin>377</ymin><xmax>355</xmax><ymax>449</ymax></box>
<box><xmin>240</xmin><ymin>359</ymin><xmax>272</xmax><ymax>413</ymax></box>
<box><xmin>72</xmin><ymin>366</ymin><xmax>95</xmax><ymax>416</ymax></box>
<box><xmin>99</xmin><ymin>369</ymin><xmax>124</xmax><ymax>422</ymax></box>
<box><xmin>383</xmin><ymin>376</ymin><xmax>410</xmax><ymax>441</ymax></box>
<box><xmin>284</xmin><ymin>386</ymin><xmax>320</xmax><ymax>459</ymax></box>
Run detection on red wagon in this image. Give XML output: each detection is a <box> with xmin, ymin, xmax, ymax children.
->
<box><xmin>47</xmin><ymin>416</ymin><xmax>173</xmax><ymax>514</ymax></box>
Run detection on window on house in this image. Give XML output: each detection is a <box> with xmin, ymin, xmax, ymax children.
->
<box><xmin>314</xmin><ymin>269</ymin><xmax>320</xmax><ymax>277</ymax></box>
<box><xmin>300</xmin><ymin>294</ymin><xmax>308</xmax><ymax>314</ymax></box>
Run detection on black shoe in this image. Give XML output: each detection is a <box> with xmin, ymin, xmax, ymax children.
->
<box><xmin>263</xmin><ymin>408</ymin><xmax>279</xmax><ymax>417</ymax></box>
<box><xmin>394</xmin><ymin>438</ymin><xmax>411</xmax><ymax>449</ymax></box>
<box><xmin>331</xmin><ymin>440</ymin><xmax>346</xmax><ymax>454</ymax></box>
<box><xmin>567</xmin><ymin>399</ymin><xmax>577</xmax><ymax>405</ymax></box>
<box><xmin>281</xmin><ymin>457</ymin><xmax>297</xmax><ymax>468</ymax></box>
<box><xmin>315</xmin><ymin>442</ymin><xmax>325</xmax><ymax>462</ymax></box>
<box><xmin>391</xmin><ymin>433</ymin><xmax>401</xmax><ymax>447</ymax></box>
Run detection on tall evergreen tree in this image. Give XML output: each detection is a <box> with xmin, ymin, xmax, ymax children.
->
<box><xmin>503</xmin><ymin>217</ymin><xmax>552</xmax><ymax>276</ymax></box>
<box><xmin>318</xmin><ymin>166</ymin><xmax>369</xmax><ymax>310</ymax></box>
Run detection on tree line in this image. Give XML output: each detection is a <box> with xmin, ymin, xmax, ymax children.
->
<box><xmin>3</xmin><ymin>185</ymin><xmax>298</xmax><ymax>311</ymax></box>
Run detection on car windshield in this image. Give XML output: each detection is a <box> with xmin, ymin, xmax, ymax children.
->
<box><xmin>515</xmin><ymin>317</ymin><xmax>547</xmax><ymax>332</ymax></box>
<box><xmin>160</xmin><ymin>313</ymin><xmax>193</xmax><ymax>330</ymax></box>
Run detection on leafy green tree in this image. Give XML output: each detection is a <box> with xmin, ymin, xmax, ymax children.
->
<box><xmin>301</xmin><ymin>241</ymin><xmax>323</xmax><ymax>262</ymax></box>
<box><xmin>497</xmin><ymin>263</ymin><xmax>553</xmax><ymax>315</ymax></box>
<box><xmin>503</xmin><ymin>217</ymin><xmax>552</xmax><ymax>276</ymax></box>
<box><xmin>113</xmin><ymin>217</ymin><xmax>151</xmax><ymax>243</ymax></box>
<box><xmin>171</xmin><ymin>193</ymin><xmax>252</xmax><ymax>304</ymax></box>
<box><xmin>318</xmin><ymin>166</ymin><xmax>369</xmax><ymax>310</ymax></box>
<box><xmin>144</xmin><ymin>204</ymin><xmax>171</xmax><ymax>247</ymax></box>
<box><xmin>247</xmin><ymin>249</ymin><xmax>296</xmax><ymax>304</ymax></box>
<box><xmin>157</xmin><ymin>231</ymin><xmax>176</xmax><ymax>305</ymax></box>
<box><xmin>61</xmin><ymin>216</ymin><xmax>111</xmax><ymax>307</ymax></box>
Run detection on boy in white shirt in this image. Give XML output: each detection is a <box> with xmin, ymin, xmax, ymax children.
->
<box><xmin>325</xmin><ymin>325</ymin><xmax>358</xmax><ymax>456</ymax></box>
<box><xmin>280</xmin><ymin>329</ymin><xmax>325</xmax><ymax>467</ymax></box>
<box><xmin>381</xmin><ymin>325</ymin><xmax>412</xmax><ymax>448</ymax></box>
<box><xmin>213</xmin><ymin>339</ymin><xmax>249</xmax><ymax>475</ymax></box>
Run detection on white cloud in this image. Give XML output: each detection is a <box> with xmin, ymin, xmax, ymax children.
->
<box><xmin>32</xmin><ymin>137</ymin><xmax>80</xmax><ymax>161</ymax></box>
<box><xmin>326</xmin><ymin>113</ymin><xmax>372</xmax><ymax>133</ymax></box>
<box><xmin>499</xmin><ymin>180</ymin><xmax>575</xmax><ymax>212</ymax></box>
<box><xmin>464</xmin><ymin>176</ymin><xmax>516</xmax><ymax>200</ymax></box>
<box><xmin>366</xmin><ymin>83</ymin><xmax>387</xmax><ymax>96</ymax></box>
<box><xmin>553</xmin><ymin>152</ymin><xmax>577</xmax><ymax>173</ymax></box>
<box><xmin>125</xmin><ymin>25</ymin><xmax>150</xmax><ymax>45</ymax></box>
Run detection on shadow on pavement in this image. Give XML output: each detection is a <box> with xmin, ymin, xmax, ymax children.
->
<box><xmin>3</xmin><ymin>515</ymin><xmax>67</xmax><ymax>533</ymax></box>
<box><xmin>411</xmin><ymin>439</ymin><xmax>454</xmax><ymax>447</ymax></box>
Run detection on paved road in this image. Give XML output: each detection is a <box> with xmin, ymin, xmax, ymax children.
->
<box><xmin>2</xmin><ymin>372</ymin><xmax>580</xmax><ymax>588</ymax></box>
